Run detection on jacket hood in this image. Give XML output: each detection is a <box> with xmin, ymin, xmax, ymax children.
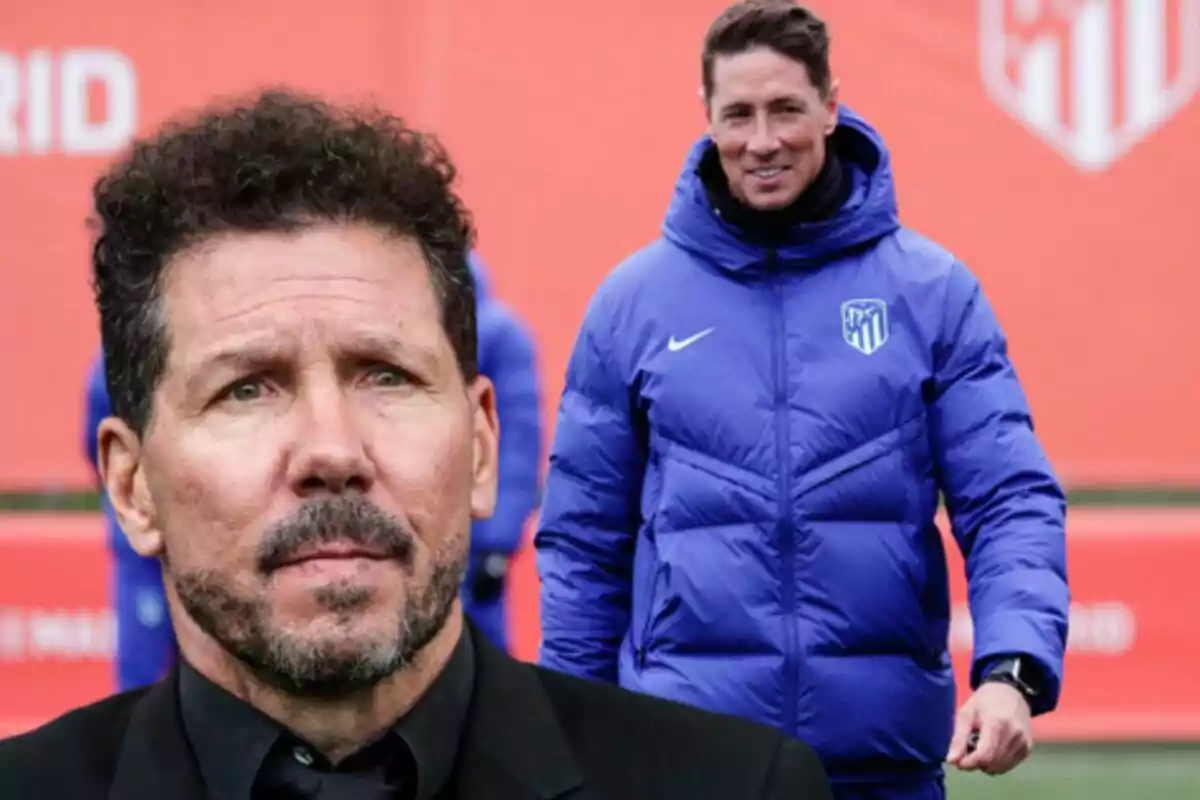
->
<box><xmin>661</xmin><ymin>106</ymin><xmax>900</xmax><ymax>272</ymax></box>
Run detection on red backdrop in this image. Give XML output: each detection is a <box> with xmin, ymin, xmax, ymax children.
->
<box><xmin>1</xmin><ymin>0</ymin><xmax>1197</xmax><ymax>489</ymax></box>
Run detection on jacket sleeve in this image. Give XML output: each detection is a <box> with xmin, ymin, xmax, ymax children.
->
<box><xmin>930</xmin><ymin>263</ymin><xmax>1069</xmax><ymax>715</ymax></box>
<box><xmin>471</xmin><ymin>307</ymin><xmax>543</xmax><ymax>555</ymax></box>
<box><xmin>83</xmin><ymin>353</ymin><xmax>111</xmax><ymax>475</ymax></box>
<box><xmin>535</xmin><ymin>289</ymin><xmax>645</xmax><ymax>683</ymax></box>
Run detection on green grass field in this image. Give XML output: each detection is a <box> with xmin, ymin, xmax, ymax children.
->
<box><xmin>943</xmin><ymin>744</ymin><xmax>1200</xmax><ymax>799</ymax></box>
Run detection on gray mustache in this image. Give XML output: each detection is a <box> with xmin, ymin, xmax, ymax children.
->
<box><xmin>257</xmin><ymin>495</ymin><xmax>414</xmax><ymax>573</ymax></box>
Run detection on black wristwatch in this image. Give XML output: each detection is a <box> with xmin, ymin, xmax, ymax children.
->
<box><xmin>982</xmin><ymin>656</ymin><xmax>1041</xmax><ymax>702</ymax></box>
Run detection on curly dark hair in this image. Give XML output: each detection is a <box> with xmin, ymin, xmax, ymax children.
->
<box><xmin>91</xmin><ymin>88</ymin><xmax>478</xmax><ymax>435</ymax></box>
<box><xmin>702</xmin><ymin>1</ymin><xmax>831</xmax><ymax>100</ymax></box>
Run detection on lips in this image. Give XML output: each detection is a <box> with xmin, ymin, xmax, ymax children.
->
<box><xmin>749</xmin><ymin>166</ymin><xmax>786</xmax><ymax>179</ymax></box>
<box><xmin>278</xmin><ymin>543</ymin><xmax>392</xmax><ymax>567</ymax></box>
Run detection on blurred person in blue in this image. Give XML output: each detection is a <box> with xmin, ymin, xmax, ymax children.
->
<box><xmin>85</xmin><ymin>252</ymin><xmax>542</xmax><ymax>683</ymax></box>
<box><xmin>461</xmin><ymin>251</ymin><xmax>545</xmax><ymax>653</ymax></box>
<box><xmin>534</xmin><ymin>2</ymin><xmax>1069</xmax><ymax>799</ymax></box>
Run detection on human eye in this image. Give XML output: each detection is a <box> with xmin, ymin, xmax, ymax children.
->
<box><xmin>773</xmin><ymin>99</ymin><xmax>807</xmax><ymax>117</ymax></box>
<box><xmin>217</xmin><ymin>376</ymin><xmax>270</xmax><ymax>404</ymax></box>
<box><xmin>365</xmin><ymin>363</ymin><xmax>416</xmax><ymax>388</ymax></box>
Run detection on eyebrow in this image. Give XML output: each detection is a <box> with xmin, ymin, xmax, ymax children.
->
<box><xmin>338</xmin><ymin>330</ymin><xmax>439</xmax><ymax>371</ymax></box>
<box><xmin>722</xmin><ymin>94</ymin><xmax>806</xmax><ymax>110</ymax></box>
<box><xmin>183</xmin><ymin>331</ymin><xmax>439</xmax><ymax>395</ymax></box>
<box><xmin>183</xmin><ymin>339</ymin><xmax>291</xmax><ymax>395</ymax></box>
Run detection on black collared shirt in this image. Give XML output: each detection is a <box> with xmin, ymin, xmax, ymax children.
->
<box><xmin>179</xmin><ymin>631</ymin><xmax>475</xmax><ymax>800</ymax></box>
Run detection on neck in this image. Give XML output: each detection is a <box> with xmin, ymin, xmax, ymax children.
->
<box><xmin>174</xmin><ymin>601</ymin><xmax>465</xmax><ymax>764</ymax></box>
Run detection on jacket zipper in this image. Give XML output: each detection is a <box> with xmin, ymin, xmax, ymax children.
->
<box><xmin>768</xmin><ymin>248</ymin><xmax>799</xmax><ymax>738</ymax></box>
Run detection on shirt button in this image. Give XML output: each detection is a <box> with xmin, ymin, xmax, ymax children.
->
<box><xmin>292</xmin><ymin>746</ymin><xmax>314</xmax><ymax>766</ymax></box>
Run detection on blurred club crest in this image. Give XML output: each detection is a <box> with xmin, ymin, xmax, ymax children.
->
<box><xmin>979</xmin><ymin>0</ymin><xmax>1200</xmax><ymax>172</ymax></box>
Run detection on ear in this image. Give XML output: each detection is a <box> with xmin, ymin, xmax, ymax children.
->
<box><xmin>824</xmin><ymin>78</ymin><xmax>841</xmax><ymax>136</ymax></box>
<box><xmin>97</xmin><ymin>416</ymin><xmax>164</xmax><ymax>558</ymax></box>
<box><xmin>467</xmin><ymin>375</ymin><xmax>499</xmax><ymax>521</ymax></box>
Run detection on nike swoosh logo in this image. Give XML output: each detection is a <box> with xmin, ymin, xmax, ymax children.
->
<box><xmin>667</xmin><ymin>327</ymin><xmax>715</xmax><ymax>352</ymax></box>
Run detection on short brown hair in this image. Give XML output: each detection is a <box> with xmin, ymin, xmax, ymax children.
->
<box><xmin>702</xmin><ymin>1</ymin><xmax>831</xmax><ymax>99</ymax></box>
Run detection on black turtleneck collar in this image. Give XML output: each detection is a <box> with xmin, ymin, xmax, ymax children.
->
<box><xmin>698</xmin><ymin>135</ymin><xmax>851</xmax><ymax>243</ymax></box>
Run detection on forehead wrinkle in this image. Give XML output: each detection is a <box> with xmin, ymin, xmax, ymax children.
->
<box><xmin>157</xmin><ymin>228</ymin><xmax>451</xmax><ymax>391</ymax></box>
<box><xmin>204</xmin><ymin>291</ymin><xmax>401</xmax><ymax>327</ymax></box>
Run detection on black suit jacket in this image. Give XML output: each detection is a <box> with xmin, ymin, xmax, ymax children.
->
<box><xmin>0</xmin><ymin>626</ymin><xmax>832</xmax><ymax>799</ymax></box>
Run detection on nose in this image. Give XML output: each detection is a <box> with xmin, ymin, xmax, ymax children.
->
<box><xmin>747</xmin><ymin>115</ymin><xmax>779</xmax><ymax>158</ymax></box>
<box><xmin>286</xmin><ymin>383</ymin><xmax>376</xmax><ymax>497</ymax></box>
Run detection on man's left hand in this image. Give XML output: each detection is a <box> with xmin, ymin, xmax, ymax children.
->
<box><xmin>945</xmin><ymin>682</ymin><xmax>1033</xmax><ymax>775</ymax></box>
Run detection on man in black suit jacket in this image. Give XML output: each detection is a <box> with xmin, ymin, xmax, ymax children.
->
<box><xmin>0</xmin><ymin>88</ymin><xmax>832</xmax><ymax>800</ymax></box>
<box><xmin>1</xmin><ymin>621</ymin><xmax>830</xmax><ymax>799</ymax></box>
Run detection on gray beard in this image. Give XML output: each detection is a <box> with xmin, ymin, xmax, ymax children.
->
<box><xmin>173</xmin><ymin>551</ymin><xmax>464</xmax><ymax>699</ymax></box>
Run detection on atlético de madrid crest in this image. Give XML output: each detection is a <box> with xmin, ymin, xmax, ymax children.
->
<box><xmin>979</xmin><ymin>0</ymin><xmax>1200</xmax><ymax>172</ymax></box>
<box><xmin>841</xmin><ymin>299</ymin><xmax>889</xmax><ymax>356</ymax></box>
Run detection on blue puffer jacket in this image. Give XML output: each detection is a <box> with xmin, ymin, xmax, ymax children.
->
<box><xmin>463</xmin><ymin>252</ymin><xmax>545</xmax><ymax>652</ymax></box>
<box><xmin>535</xmin><ymin>108</ymin><xmax>1068</xmax><ymax>779</ymax></box>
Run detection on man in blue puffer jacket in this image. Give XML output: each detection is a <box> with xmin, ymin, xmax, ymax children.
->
<box><xmin>86</xmin><ymin>251</ymin><xmax>542</xmax><ymax>687</ymax></box>
<box><xmin>535</xmin><ymin>2</ymin><xmax>1068</xmax><ymax>798</ymax></box>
